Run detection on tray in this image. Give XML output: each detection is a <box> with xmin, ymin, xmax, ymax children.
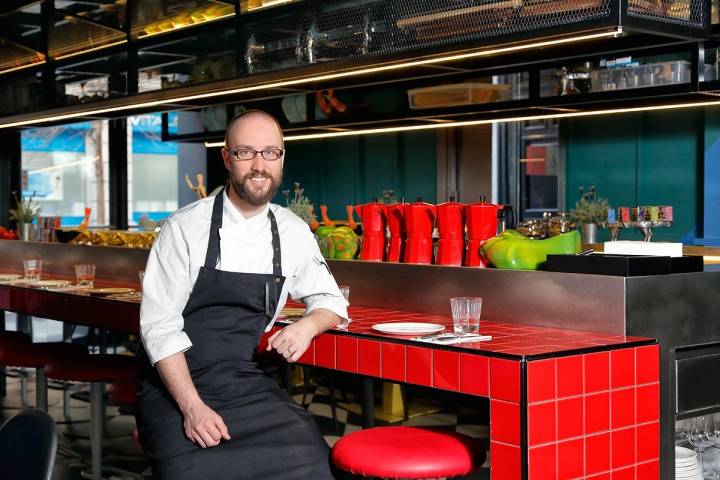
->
<box><xmin>545</xmin><ymin>253</ymin><xmax>703</xmax><ymax>276</ymax></box>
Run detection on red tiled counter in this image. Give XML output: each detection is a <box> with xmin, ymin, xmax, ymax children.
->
<box><xmin>273</xmin><ymin>304</ymin><xmax>660</xmax><ymax>480</ymax></box>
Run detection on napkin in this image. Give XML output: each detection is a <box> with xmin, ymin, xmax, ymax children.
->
<box><xmin>414</xmin><ymin>333</ymin><xmax>492</xmax><ymax>345</ymax></box>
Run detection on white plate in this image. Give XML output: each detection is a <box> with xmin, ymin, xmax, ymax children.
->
<box><xmin>0</xmin><ymin>274</ymin><xmax>20</xmax><ymax>281</ymax></box>
<box><xmin>30</xmin><ymin>280</ymin><xmax>71</xmax><ymax>288</ymax></box>
<box><xmin>371</xmin><ymin>322</ymin><xmax>445</xmax><ymax>336</ymax></box>
<box><xmin>676</xmin><ymin>447</ymin><xmax>698</xmax><ymax>461</ymax></box>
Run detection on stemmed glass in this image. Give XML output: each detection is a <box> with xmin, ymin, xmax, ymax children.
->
<box><xmin>686</xmin><ymin>415</ymin><xmax>717</xmax><ymax>475</ymax></box>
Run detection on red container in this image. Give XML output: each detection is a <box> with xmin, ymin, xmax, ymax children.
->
<box><xmin>355</xmin><ymin>200</ymin><xmax>387</xmax><ymax>262</ymax></box>
<box><xmin>436</xmin><ymin>197</ymin><xmax>465</xmax><ymax>266</ymax></box>
<box><xmin>403</xmin><ymin>198</ymin><xmax>436</xmax><ymax>264</ymax></box>
<box><xmin>386</xmin><ymin>200</ymin><xmax>407</xmax><ymax>263</ymax></box>
<box><xmin>464</xmin><ymin>196</ymin><xmax>502</xmax><ymax>267</ymax></box>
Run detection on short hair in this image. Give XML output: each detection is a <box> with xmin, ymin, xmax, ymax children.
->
<box><xmin>223</xmin><ymin>109</ymin><xmax>284</xmax><ymax>148</ymax></box>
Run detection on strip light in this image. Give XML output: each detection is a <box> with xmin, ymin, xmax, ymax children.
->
<box><xmin>0</xmin><ymin>28</ymin><xmax>622</xmax><ymax>130</ymax></box>
<box><xmin>53</xmin><ymin>39</ymin><xmax>128</xmax><ymax>60</ymax></box>
<box><xmin>202</xmin><ymin>98</ymin><xmax>720</xmax><ymax>145</ymax></box>
<box><xmin>0</xmin><ymin>60</ymin><xmax>46</xmax><ymax>75</ymax></box>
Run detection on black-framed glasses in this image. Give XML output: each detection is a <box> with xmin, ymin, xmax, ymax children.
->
<box><xmin>227</xmin><ymin>146</ymin><xmax>284</xmax><ymax>161</ymax></box>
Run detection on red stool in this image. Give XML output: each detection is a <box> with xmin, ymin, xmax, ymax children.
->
<box><xmin>0</xmin><ymin>331</ymin><xmax>86</xmax><ymax>411</ymax></box>
<box><xmin>331</xmin><ymin>426</ymin><xmax>485</xmax><ymax>479</ymax></box>
<box><xmin>45</xmin><ymin>354</ymin><xmax>139</xmax><ymax>480</ymax></box>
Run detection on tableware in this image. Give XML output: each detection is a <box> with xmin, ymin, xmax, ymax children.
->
<box><xmin>0</xmin><ymin>274</ymin><xmax>21</xmax><ymax>282</ymax></box>
<box><xmin>74</xmin><ymin>264</ymin><xmax>95</xmax><ymax>287</ymax></box>
<box><xmin>339</xmin><ymin>285</ymin><xmax>350</xmax><ymax>302</ymax></box>
<box><xmin>85</xmin><ymin>287</ymin><xmax>136</xmax><ymax>296</ymax></box>
<box><xmin>23</xmin><ymin>259</ymin><xmax>42</xmax><ymax>282</ymax></box>
<box><xmin>450</xmin><ymin>297</ymin><xmax>482</xmax><ymax>336</ymax></box>
<box><xmin>371</xmin><ymin>322</ymin><xmax>445</xmax><ymax>336</ymax></box>
<box><xmin>30</xmin><ymin>280</ymin><xmax>71</xmax><ymax>289</ymax></box>
<box><xmin>138</xmin><ymin>270</ymin><xmax>145</xmax><ymax>289</ymax></box>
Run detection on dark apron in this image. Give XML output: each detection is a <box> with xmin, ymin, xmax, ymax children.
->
<box><xmin>135</xmin><ymin>191</ymin><xmax>333</xmax><ymax>480</ymax></box>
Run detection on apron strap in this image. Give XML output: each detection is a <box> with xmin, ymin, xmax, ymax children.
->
<box><xmin>268</xmin><ymin>209</ymin><xmax>282</xmax><ymax>277</ymax></box>
<box><xmin>204</xmin><ymin>189</ymin><xmax>225</xmax><ymax>269</ymax></box>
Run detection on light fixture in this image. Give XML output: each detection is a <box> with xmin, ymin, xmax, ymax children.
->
<box><xmin>200</xmin><ymin>98</ymin><xmax>720</xmax><ymax>145</ymax></box>
<box><xmin>0</xmin><ymin>60</ymin><xmax>46</xmax><ymax>75</ymax></box>
<box><xmin>137</xmin><ymin>12</ymin><xmax>236</xmax><ymax>39</ymax></box>
<box><xmin>53</xmin><ymin>40</ymin><xmax>128</xmax><ymax>60</ymax></box>
<box><xmin>0</xmin><ymin>28</ymin><xmax>622</xmax><ymax>130</ymax></box>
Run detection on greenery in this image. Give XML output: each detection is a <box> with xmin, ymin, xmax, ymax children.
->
<box><xmin>9</xmin><ymin>191</ymin><xmax>40</xmax><ymax>224</ymax></box>
<box><xmin>570</xmin><ymin>185</ymin><xmax>610</xmax><ymax>224</ymax></box>
<box><xmin>379</xmin><ymin>189</ymin><xmax>398</xmax><ymax>204</ymax></box>
<box><xmin>283</xmin><ymin>182</ymin><xmax>317</xmax><ymax>225</ymax></box>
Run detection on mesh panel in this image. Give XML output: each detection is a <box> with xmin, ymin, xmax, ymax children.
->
<box><xmin>627</xmin><ymin>0</ymin><xmax>706</xmax><ymax>28</ymax></box>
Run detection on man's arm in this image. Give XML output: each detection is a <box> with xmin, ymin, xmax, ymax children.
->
<box><xmin>267</xmin><ymin>308</ymin><xmax>340</xmax><ymax>363</ymax></box>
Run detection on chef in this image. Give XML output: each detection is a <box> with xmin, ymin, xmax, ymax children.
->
<box><xmin>135</xmin><ymin>110</ymin><xmax>348</xmax><ymax>479</ymax></box>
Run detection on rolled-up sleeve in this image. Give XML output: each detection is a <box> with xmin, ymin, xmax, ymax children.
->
<box><xmin>288</xmin><ymin>235</ymin><xmax>349</xmax><ymax>325</ymax></box>
<box><xmin>140</xmin><ymin>218</ymin><xmax>193</xmax><ymax>365</ymax></box>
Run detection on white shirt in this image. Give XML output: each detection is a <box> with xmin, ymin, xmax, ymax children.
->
<box><xmin>140</xmin><ymin>191</ymin><xmax>349</xmax><ymax>366</ymax></box>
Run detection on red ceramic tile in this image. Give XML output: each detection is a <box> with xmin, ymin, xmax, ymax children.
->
<box><xmin>585</xmin><ymin>392</ymin><xmax>610</xmax><ymax>434</ymax></box>
<box><xmin>382</xmin><ymin>343</ymin><xmax>405</xmax><ymax>382</ymax></box>
<box><xmin>357</xmin><ymin>339</ymin><xmax>381</xmax><ymax>377</ymax></box>
<box><xmin>611</xmin><ymin>388</ymin><xmax>635</xmax><ymax>429</ymax></box>
<box><xmin>558</xmin><ymin>439</ymin><xmax>583</xmax><ymax>479</ymax></box>
<box><xmin>636</xmin><ymin>422</ymin><xmax>660</xmax><ymax>462</ymax></box>
<box><xmin>611</xmin><ymin>466</ymin><xmax>635</xmax><ymax>480</ymax></box>
<box><xmin>315</xmin><ymin>334</ymin><xmax>335</xmax><ymax>369</ymax></box>
<box><xmin>406</xmin><ymin>346</ymin><xmax>432</xmax><ymax>387</ymax></box>
<box><xmin>527</xmin><ymin>359</ymin><xmax>556</xmax><ymax>403</ymax></box>
<box><xmin>336</xmin><ymin>336</ymin><xmax>357</xmax><ymax>373</ymax></box>
<box><xmin>586</xmin><ymin>475</ymin><xmax>610</xmax><ymax>480</ymax></box>
<box><xmin>636</xmin><ymin>383</ymin><xmax>660</xmax><ymax>423</ymax></box>
<box><xmin>433</xmin><ymin>350</ymin><xmax>459</xmax><ymax>391</ymax></box>
<box><xmin>585</xmin><ymin>432</ymin><xmax>610</xmax><ymax>476</ymax></box>
<box><xmin>611</xmin><ymin>348</ymin><xmax>635</xmax><ymax>389</ymax></box>
<box><xmin>557</xmin><ymin>396</ymin><xmax>583</xmax><ymax>440</ymax></box>
<box><xmin>585</xmin><ymin>351</ymin><xmax>610</xmax><ymax>393</ymax></box>
<box><xmin>298</xmin><ymin>338</ymin><xmax>315</xmax><ymax>365</ymax></box>
<box><xmin>528</xmin><ymin>401</ymin><xmax>556</xmax><ymax>446</ymax></box>
<box><xmin>490</xmin><ymin>400</ymin><xmax>520</xmax><ymax>446</ymax></box>
<box><xmin>490</xmin><ymin>358</ymin><xmax>520</xmax><ymax>402</ymax></box>
<box><xmin>557</xmin><ymin>355</ymin><xmax>584</xmax><ymax>398</ymax></box>
<box><xmin>490</xmin><ymin>442</ymin><xmax>521</xmax><ymax>480</ymax></box>
<box><xmin>528</xmin><ymin>444</ymin><xmax>556</xmax><ymax>480</ymax></box>
<box><xmin>636</xmin><ymin>345</ymin><xmax>660</xmax><ymax>385</ymax></box>
<box><xmin>636</xmin><ymin>460</ymin><xmax>659</xmax><ymax>479</ymax></box>
<box><xmin>611</xmin><ymin>427</ymin><xmax>635</xmax><ymax>469</ymax></box>
<box><xmin>459</xmin><ymin>354</ymin><xmax>489</xmax><ymax>397</ymax></box>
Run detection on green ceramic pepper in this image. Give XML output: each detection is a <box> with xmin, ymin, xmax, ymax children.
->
<box><xmin>479</xmin><ymin>229</ymin><xmax>581</xmax><ymax>270</ymax></box>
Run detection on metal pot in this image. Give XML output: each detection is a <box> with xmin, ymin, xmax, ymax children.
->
<box><xmin>582</xmin><ymin>223</ymin><xmax>599</xmax><ymax>243</ymax></box>
<box><xmin>18</xmin><ymin>223</ymin><xmax>33</xmax><ymax>241</ymax></box>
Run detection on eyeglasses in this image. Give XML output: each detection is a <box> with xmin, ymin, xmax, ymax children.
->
<box><xmin>226</xmin><ymin>146</ymin><xmax>284</xmax><ymax>161</ymax></box>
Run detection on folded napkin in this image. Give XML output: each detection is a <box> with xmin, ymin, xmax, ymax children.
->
<box><xmin>413</xmin><ymin>333</ymin><xmax>492</xmax><ymax>345</ymax></box>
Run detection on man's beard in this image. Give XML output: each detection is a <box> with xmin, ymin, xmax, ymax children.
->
<box><xmin>231</xmin><ymin>170</ymin><xmax>282</xmax><ymax>207</ymax></box>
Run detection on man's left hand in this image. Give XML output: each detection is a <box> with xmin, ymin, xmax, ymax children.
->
<box><xmin>267</xmin><ymin>319</ymin><xmax>317</xmax><ymax>363</ymax></box>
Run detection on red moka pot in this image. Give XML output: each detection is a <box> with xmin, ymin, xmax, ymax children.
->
<box><xmin>464</xmin><ymin>196</ymin><xmax>502</xmax><ymax>267</ymax></box>
<box><xmin>436</xmin><ymin>196</ymin><xmax>465</xmax><ymax>266</ymax></box>
<box><xmin>403</xmin><ymin>198</ymin><xmax>436</xmax><ymax>264</ymax></box>
<box><xmin>355</xmin><ymin>199</ymin><xmax>387</xmax><ymax>262</ymax></box>
<box><xmin>386</xmin><ymin>199</ymin><xmax>407</xmax><ymax>262</ymax></box>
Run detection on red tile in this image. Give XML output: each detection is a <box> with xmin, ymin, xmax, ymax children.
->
<box><xmin>636</xmin><ymin>460</ymin><xmax>659</xmax><ymax>479</ymax></box>
<box><xmin>490</xmin><ymin>400</ymin><xmax>520</xmax><ymax>446</ymax></box>
<box><xmin>558</xmin><ymin>439</ymin><xmax>583</xmax><ymax>479</ymax></box>
<box><xmin>433</xmin><ymin>350</ymin><xmax>459</xmax><ymax>391</ymax></box>
<box><xmin>636</xmin><ymin>383</ymin><xmax>660</xmax><ymax>423</ymax></box>
<box><xmin>528</xmin><ymin>444</ymin><xmax>556</xmax><ymax>480</ymax></box>
<box><xmin>611</xmin><ymin>388</ymin><xmax>635</xmax><ymax>429</ymax></box>
<box><xmin>490</xmin><ymin>442</ymin><xmax>521</xmax><ymax>480</ymax></box>
<box><xmin>557</xmin><ymin>355</ymin><xmax>584</xmax><ymax>398</ymax></box>
<box><xmin>527</xmin><ymin>359</ymin><xmax>556</xmax><ymax>403</ymax></box>
<box><xmin>528</xmin><ymin>401</ymin><xmax>556</xmax><ymax>446</ymax></box>
<box><xmin>406</xmin><ymin>346</ymin><xmax>432</xmax><ymax>387</ymax></box>
<box><xmin>315</xmin><ymin>334</ymin><xmax>335</xmax><ymax>369</ymax></box>
<box><xmin>611</xmin><ymin>348</ymin><xmax>635</xmax><ymax>389</ymax></box>
<box><xmin>585</xmin><ymin>392</ymin><xmax>610</xmax><ymax>434</ymax></box>
<box><xmin>381</xmin><ymin>343</ymin><xmax>405</xmax><ymax>382</ymax></box>
<box><xmin>636</xmin><ymin>345</ymin><xmax>660</xmax><ymax>385</ymax></box>
<box><xmin>587</xmin><ymin>475</ymin><xmax>610</xmax><ymax>480</ymax></box>
<box><xmin>459</xmin><ymin>354</ymin><xmax>489</xmax><ymax>397</ymax></box>
<box><xmin>611</xmin><ymin>427</ymin><xmax>635</xmax><ymax>469</ymax></box>
<box><xmin>490</xmin><ymin>358</ymin><xmax>520</xmax><ymax>402</ymax></box>
<box><xmin>636</xmin><ymin>422</ymin><xmax>660</xmax><ymax>462</ymax></box>
<box><xmin>557</xmin><ymin>396</ymin><xmax>583</xmax><ymax>440</ymax></box>
<box><xmin>585</xmin><ymin>432</ymin><xmax>610</xmax><ymax>475</ymax></box>
<box><xmin>298</xmin><ymin>338</ymin><xmax>315</xmax><ymax>365</ymax></box>
<box><xmin>357</xmin><ymin>339</ymin><xmax>381</xmax><ymax>377</ymax></box>
<box><xmin>611</xmin><ymin>466</ymin><xmax>635</xmax><ymax>480</ymax></box>
<box><xmin>585</xmin><ymin>351</ymin><xmax>610</xmax><ymax>393</ymax></box>
<box><xmin>336</xmin><ymin>336</ymin><xmax>357</xmax><ymax>373</ymax></box>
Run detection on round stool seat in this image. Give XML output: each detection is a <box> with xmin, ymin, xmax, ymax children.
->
<box><xmin>45</xmin><ymin>354</ymin><xmax>139</xmax><ymax>383</ymax></box>
<box><xmin>331</xmin><ymin>427</ymin><xmax>485</xmax><ymax>479</ymax></box>
<box><xmin>108</xmin><ymin>380</ymin><xmax>137</xmax><ymax>405</ymax></box>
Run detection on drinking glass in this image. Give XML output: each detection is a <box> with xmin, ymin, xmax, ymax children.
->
<box><xmin>23</xmin><ymin>259</ymin><xmax>42</xmax><ymax>282</ymax></box>
<box><xmin>74</xmin><ymin>264</ymin><xmax>95</xmax><ymax>287</ymax></box>
<box><xmin>138</xmin><ymin>270</ymin><xmax>145</xmax><ymax>290</ymax></box>
<box><xmin>466</xmin><ymin>297</ymin><xmax>483</xmax><ymax>335</ymax></box>
<box><xmin>450</xmin><ymin>297</ymin><xmax>471</xmax><ymax>336</ymax></box>
<box><xmin>687</xmin><ymin>415</ymin><xmax>715</xmax><ymax>474</ymax></box>
<box><xmin>339</xmin><ymin>285</ymin><xmax>350</xmax><ymax>302</ymax></box>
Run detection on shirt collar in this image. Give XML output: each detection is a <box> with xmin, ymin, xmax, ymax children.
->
<box><xmin>222</xmin><ymin>188</ymin><xmax>270</xmax><ymax>227</ymax></box>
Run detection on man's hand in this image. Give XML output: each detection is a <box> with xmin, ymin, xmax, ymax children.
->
<box><xmin>182</xmin><ymin>400</ymin><xmax>231</xmax><ymax>448</ymax></box>
<box><xmin>267</xmin><ymin>318</ymin><xmax>318</xmax><ymax>363</ymax></box>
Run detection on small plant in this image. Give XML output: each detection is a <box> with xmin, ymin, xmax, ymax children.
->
<box><xmin>283</xmin><ymin>182</ymin><xmax>317</xmax><ymax>225</ymax></box>
<box><xmin>379</xmin><ymin>189</ymin><xmax>398</xmax><ymax>204</ymax></box>
<box><xmin>570</xmin><ymin>185</ymin><xmax>610</xmax><ymax>224</ymax></box>
<box><xmin>9</xmin><ymin>191</ymin><xmax>41</xmax><ymax>224</ymax></box>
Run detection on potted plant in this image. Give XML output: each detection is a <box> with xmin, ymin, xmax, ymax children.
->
<box><xmin>570</xmin><ymin>185</ymin><xmax>610</xmax><ymax>243</ymax></box>
<box><xmin>9</xmin><ymin>191</ymin><xmax>41</xmax><ymax>241</ymax></box>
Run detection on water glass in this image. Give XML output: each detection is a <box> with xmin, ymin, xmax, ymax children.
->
<box><xmin>339</xmin><ymin>285</ymin><xmax>350</xmax><ymax>302</ymax></box>
<box><xmin>74</xmin><ymin>264</ymin><xmax>95</xmax><ymax>287</ymax></box>
<box><xmin>23</xmin><ymin>258</ymin><xmax>42</xmax><ymax>282</ymax></box>
<box><xmin>451</xmin><ymin>297</ymin><xmax>483</xmax><ymax>336</ymax></box>
<box><xmin>138</xmin><ymin>270</ymin><xmax>145</xmax><ymax>290</ymax></box>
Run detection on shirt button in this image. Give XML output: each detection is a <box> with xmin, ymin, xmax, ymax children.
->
<box><xmin>275</xmin><ymin>278</ymin><xmax>281</xmax><ymax>283</ymax></box>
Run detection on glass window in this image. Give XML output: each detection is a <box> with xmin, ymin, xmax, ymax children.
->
<box><xmin>21</xmin><ymin>121</ymin><xmax>110</xmax><ymax>227</ymax></box>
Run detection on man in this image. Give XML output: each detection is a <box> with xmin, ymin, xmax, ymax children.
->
<box><xmin>136</xmin><ymin>110</ymin><xmax>348</xmax><ymax>479</ymax></box>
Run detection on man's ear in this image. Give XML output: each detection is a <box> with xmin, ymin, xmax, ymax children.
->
<box><xmin>222</xmin><ymin>148</ymin><xmax>232</xmax><ymax>172</ymax></box>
